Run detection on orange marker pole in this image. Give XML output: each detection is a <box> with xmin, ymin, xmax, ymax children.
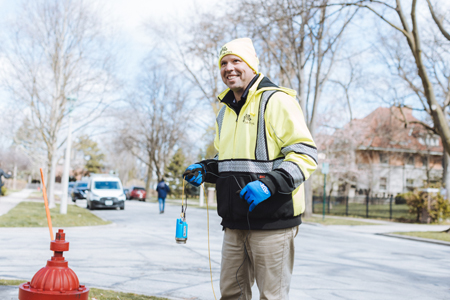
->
<box><xmin>40</xmin><ymin>168</ymin><xmax>54</xmax><ymax>240</ymax></box>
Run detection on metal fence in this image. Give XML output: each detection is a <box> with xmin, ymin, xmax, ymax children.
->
<box><xmin>312</xmin><ymin>195</ymin><xmax>415</xmax><ymax>222</ymax></box>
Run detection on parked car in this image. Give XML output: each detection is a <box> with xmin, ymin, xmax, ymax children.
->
<box><xmin>68</xmin><ymin>182</ymin><xmax>75</xmax><ymax>196</ymax></box>
<box><xmin>86</xmin><ymin>175</ymin><xmax>125</xmax><ymax>210</ymax></box>
<box><xmin>71</xmin><ymin>181</ymin><xmax>89</xmax><ymax>202</ymax></box>
<box><xmin>123</xmin><ymin>188</ymin><xmax>129</xmax><ymax>199</ymax></box>
<box><xmin>127</xmin><ymin>186</ymin><xmax>146</xmax><ymax>201</ymax></box>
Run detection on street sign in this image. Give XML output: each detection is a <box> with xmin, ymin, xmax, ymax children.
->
<box><xmin>322</xmin><ymin>163</ymin><xmax>329</xmax><ymax>174</ymax></box>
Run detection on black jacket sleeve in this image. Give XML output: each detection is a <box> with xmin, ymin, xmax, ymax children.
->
<box><xmin>259</xmin><ymin>168</ymin><xmax>299</xmax><ymax>196</ymax></box>
<box><xmin>199</xmin><ymin>159</ymin><xmax>219</xmax><ymax>184</ymax></box>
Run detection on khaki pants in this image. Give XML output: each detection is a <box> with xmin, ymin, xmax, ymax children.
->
<box><xmin>220</xmin><ymin>226</ymin><xmax>298</xmax><ymax>300</ymax></box>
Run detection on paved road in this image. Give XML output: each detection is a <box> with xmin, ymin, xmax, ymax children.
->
<box><xmin>0</xmin><ymin>198</ymin><xmax>449</xmax><ymax>299</ymax></box>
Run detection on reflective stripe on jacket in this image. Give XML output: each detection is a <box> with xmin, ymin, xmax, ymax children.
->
<box><xmin>202</xmin><ymin>74</ymin><xmax>317</xmax><ymax>230</ymax></box>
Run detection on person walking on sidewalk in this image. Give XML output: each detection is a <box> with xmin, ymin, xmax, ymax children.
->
<box><xmin>0</xmin><ymin>166</ymin><xmax>12</xmax><ymax>196</ymax></box>
<box><xmin>156</xmin><ymin>179</ymin><xmax>170</xmax><ymax>214</ymax></box>
<box><xmin>183</xmin><ymin>38</ymin><xmax>317</xmax><ymax>299</ymax></box>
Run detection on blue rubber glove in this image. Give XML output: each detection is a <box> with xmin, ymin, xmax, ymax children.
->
<box><xmin>182</xmin><ymin>163</ymin><xmax>205</xmax><ymax>187</ymax></box>
<box><xmin>239</xmin><ymin>181</ymin><xmax>271</xmax><ymax>212</ymax></box>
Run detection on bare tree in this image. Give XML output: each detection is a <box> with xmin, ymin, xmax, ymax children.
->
<box><xmin>1</xmin><ymin>0</ymin><xmax>117</xmax><ymax>207</ymax></box>
<box><xmin>337</xmin><ymin>0</ymin><xmax>450</xmax><ymax>155</ymax></box>
<box><xmin>117</xmin><ymin>60</ymin><xmax>193</xmax><ymax>199</ymax></box>
<box><xmin>148</xmin><ymin>12</ymin><xmax>234</xmax><ymax>117</ymax></box>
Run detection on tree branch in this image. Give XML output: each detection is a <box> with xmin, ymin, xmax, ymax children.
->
<box><xmin>426</xmin><ymin>0</ymin><xmax>450</xmax><ymax>41</ymax></box>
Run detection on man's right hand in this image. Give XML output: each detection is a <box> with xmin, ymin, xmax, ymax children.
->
<box><xmin>182</xmin><ymin>164</ymin><xmax>205</xmax><ymax>187</ymax></box>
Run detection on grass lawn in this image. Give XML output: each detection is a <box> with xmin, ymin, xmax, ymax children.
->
<box><xmin>0</xmin><ymin>279</ymin><xmax>169</xmax><ymax>300</ymax></box>
<box><xmin>28</xmin><ymin>191</ymin><xmax>60</xmax><ymax>200</ymax></box>
<box><xmin>4</xmin><ymin>189</ymin><xmax>22</xmax><ymax>196</ymax></box>
<box><xmin>89</xmin><ymin>288</ymin><xmax>169</xmax><ymax>300</ymax></box>
<box><xmin>313</xmin><ymin>203</ymin><xmax>416</xmax><ymax>222</ymax></box>
<box><xmin>303</xmin><ymin>216</ymin><xmax>378</xmax><ymax>226</ymax></box>
<box><xmin>0</xmin><ymin>279</ymin><xmax>27</xmax><ymax>286</ymax></box>
<box><xmin>392</xmin><ymin>231</ymin><xmax>450</xmax><ymax>242</ymax></box>
<box><xmin>0</xmin><ymin>201</ymin><xmax>111</xmax><ymax>227</ymax></box>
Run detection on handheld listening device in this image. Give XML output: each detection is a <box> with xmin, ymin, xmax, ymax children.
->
<box><xmin>175</xmin><ymin>217</ymin><xmax>188</xmax><ymax>244</ymax></box>
<box><xmin>176</xmin><ymin>177</ymin><xmax>189</xmax><ymax>244</ymax></box>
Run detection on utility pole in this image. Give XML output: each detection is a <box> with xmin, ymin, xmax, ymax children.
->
<box><xmin>60</xmin><ymin>96</ymin><xmax>77</xmax><ymax>214</ymax></box>
<box><xmin>322</xmin><ymin>162</ymin><xmax>329</xmax><ymax>220</ymax></box>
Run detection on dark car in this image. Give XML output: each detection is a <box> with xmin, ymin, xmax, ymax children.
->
<box><xmin>71</xmin><ymin>181</ymin><xmax>89</xmax><ymax>202</ymax></box>
<box><xmin>127</xmin><ymin>186</ymin><xmax>146</xmax><ymax>201</ymax></box>
<box><xmin>123</xmin><ymin>188</ymin><xmax>129</xmax><ymax>199</ymax></box>
<box><xmin>68</xmin><ymin>182</ymin><xmax>75</xmax><ymax>196</ymax></box>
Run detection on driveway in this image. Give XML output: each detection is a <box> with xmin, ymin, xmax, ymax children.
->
<box><xmin>0</xmin><ymin>199</ymin><xmax>449</xmax><ymax>299</ymax></box>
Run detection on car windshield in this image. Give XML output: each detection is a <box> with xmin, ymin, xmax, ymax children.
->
<box><xmin>94</xmin><ymin>181</ymin><xmax>120</xmax><ymax>189</ymax></box>
<box><xmin>133</xmin><ymin>187</ymin><xmax>145</xmax><ymax>191</ymax></box>
<box><xmin>77</xmin><ymin>183</ymin><xmax>88</xmax><ymax>188</ymax></box>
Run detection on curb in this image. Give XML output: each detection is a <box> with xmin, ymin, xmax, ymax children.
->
<box><xmin>376</xmin><ymin>233</ymin><xmax>450</xmax><ymax>246</ymax></box>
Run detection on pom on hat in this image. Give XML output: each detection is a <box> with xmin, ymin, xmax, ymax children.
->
<box><xmin>218</xmin><ymin>38</ymin><xmax>259</xmax><ymax>73</ymax></box>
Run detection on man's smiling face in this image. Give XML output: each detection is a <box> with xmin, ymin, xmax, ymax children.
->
<box><xmin>220</xmin><ymin>54</ymin><xmax>256</xmax><ymax>101</ymax></box>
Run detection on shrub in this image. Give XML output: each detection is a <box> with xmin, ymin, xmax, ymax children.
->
<box><xmin>404</xmin><ymin>191</ymin><xmax>424</xmax><ymax>222</ymax></box>
<box><xmin>428</xmin><ymin>193</ymin><xmax>450</xmax><ymax>223</ymax></box>
<box><xmin>405</xmin><ymin>190</ymin><xmax>450</xmax><ymax>223</ymax></box>
<box><xmin>395</xmin><ymin>193</ymin><xmax>407</xmax><ymax>204</ymax></box>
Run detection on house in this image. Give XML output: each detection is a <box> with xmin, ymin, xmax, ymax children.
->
<box><xmin>320</xmin><ymin>106</ymin><xmax>444</xmax><ymax>198</ymax></box>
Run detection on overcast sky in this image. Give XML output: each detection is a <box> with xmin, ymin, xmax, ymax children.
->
<box><xmin>0</xmin><ymin>0</ymin><xmax>218</xmax><ymax>77</ymax></box>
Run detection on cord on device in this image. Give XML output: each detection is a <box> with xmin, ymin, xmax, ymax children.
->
<box><xmin>196</xmin><ymin>169</ymin><xmax>253</xmax><ymax>300</ymax></box>
<box><xmin>236</xmin><ymin>209</ymin><xmax>252</xmax><ymax>300</ymax></box>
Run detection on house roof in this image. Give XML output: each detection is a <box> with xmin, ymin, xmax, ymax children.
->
<box><xmin>327</xmin><ymin>106</ymin><xmax>443</xmax><ymax>154</ymax></box>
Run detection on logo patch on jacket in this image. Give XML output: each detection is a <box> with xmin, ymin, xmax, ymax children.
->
<box><xmin>243</xmin><ymin>114</ymin><xmax>254</xmax><ymax>125</ymax></box>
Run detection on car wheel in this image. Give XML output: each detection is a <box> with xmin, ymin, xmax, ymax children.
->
<box><xmin>120</xmin><ymin>206</ymin><xmax>125</xmax><ymax>210</ymax></box>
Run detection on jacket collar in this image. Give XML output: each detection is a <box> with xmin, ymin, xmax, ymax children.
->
<box><xmin>218</xmin><ymin>74</ymin><xmax>260</xmax><ymax>105</ymax></box>
<box><xmin>217</xmin><ymin>74</ymin><xmax>280</xmax><ymax>104</ymax></box>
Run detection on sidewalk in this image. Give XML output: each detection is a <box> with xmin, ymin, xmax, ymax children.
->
<box><xmin>311</xmin><ymin>213</ymin><xmax>450</xmax><ymax>234</ymax></box>
<box><xmin>0</xmin><ymin>189</ymin><xmax>34</xmax><ymax>216</ymax></box>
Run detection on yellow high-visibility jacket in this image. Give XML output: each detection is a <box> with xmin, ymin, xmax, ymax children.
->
<box><xmin>201</xmin><ymin>74</ymin><xmax>317</xmax><ymax>230</ymax></box>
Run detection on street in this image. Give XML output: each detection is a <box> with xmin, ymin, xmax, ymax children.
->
<box><xmin>0</xmin><ymin>199</ymin><xmax>449</xmax><ymax>300</ymax></box>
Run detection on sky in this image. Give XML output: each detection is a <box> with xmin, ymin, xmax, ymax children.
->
<box><xmin>0</xmin><ymin>0</ymin><xmax>219</xmax><ymax>144</ymax></box>
<box><xmin>0</xmin><ymin>0</ymin><xmax>219</xmax><ymax>80</ymax></box>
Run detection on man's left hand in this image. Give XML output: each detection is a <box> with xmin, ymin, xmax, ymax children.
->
<box><xmin>239</xmin><ymin>181</ymin><xmax>271</xmax><ymax>212</ymax></box>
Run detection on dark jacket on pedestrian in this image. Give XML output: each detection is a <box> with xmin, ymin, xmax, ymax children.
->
<box><xmin>0</xmin><ymin>168</ymin><xmax>12</xmax><ymax>188</ymax></box>
<box><xmin>156</xmin><ymin>180</ymin><xmax>170</xmax><ymax>199</ymax></box>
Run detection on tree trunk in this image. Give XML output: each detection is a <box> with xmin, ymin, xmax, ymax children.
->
<box><xmin>443</xmin><ymin>152</ymin><xmax>450</xmax><ymax>200</ymax></box>
<box><xmin>47</xmin><ymin>143</ymin><xmax>57</xmax><ymax>208</ymax></box>
<box><xmin>145</xmin><ymin>165</ymin><xmax>153</xmax><ymax>201</ymax></box>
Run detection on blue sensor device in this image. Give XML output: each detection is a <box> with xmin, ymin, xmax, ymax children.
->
<box><xmin>175</xmin><ymin>218</ymin><xmax>188</xmax><ymax>244</ymax></box>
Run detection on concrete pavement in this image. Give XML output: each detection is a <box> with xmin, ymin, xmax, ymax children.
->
<box><xmin>0</xmin><ymin>191</ymin><xmax>449</xmax><ymax>299</ymax></box>
<box><xmin>0</xmin><ymin>189</ymin><xmax>34</xmax><ymax>216</ymax></box>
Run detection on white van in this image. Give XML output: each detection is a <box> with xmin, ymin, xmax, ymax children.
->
<box><xmin>86</xmin><ymin>175</ymin><xmax>126</xmax><ymax>210</ymax></box>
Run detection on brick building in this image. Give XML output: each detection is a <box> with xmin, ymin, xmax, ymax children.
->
<box><xmin>321</xmin><ymin>106</ymin><xmax>444</xmax><ymax>198</ymax></box>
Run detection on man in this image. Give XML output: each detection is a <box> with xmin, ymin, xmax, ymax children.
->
<box><xmin>156</xmin><ymin>178</ymin><xmax>170</xmax><ymax>214</ymax></box>
<box><xmin>183</xmin><ymin>38</ymin><xmax>317</xmax><ymax>299</ymax></box>
<box><xmin>0</xmin><ymin>167</ymin><xmax>12</xmax><ymax>196</ymax></box>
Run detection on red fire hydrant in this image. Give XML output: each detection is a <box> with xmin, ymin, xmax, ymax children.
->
<box><xmin>18</xmin><ymin>229</ymin><xmax>89</xmax><ymax>300</ymax></box>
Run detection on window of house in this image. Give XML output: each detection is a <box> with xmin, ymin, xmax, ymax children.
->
<box><xmin>422</xmin><ymin>156</ymin><xmax>428</xmax><ymax>168</ymax></box>
<box><xmin>379</xmin><ymin>153</ymin><xmax>389</xmax><ymax>164</ymax></box>
<box><xmin>406</xmin><ymin>156</ymin><xmax>415</xmax><ymax>166</ymax></box>
<box><xmin>380</xmin><ymin>177</ymin><xmax>387</xmax><ymax>190</ymax></box>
